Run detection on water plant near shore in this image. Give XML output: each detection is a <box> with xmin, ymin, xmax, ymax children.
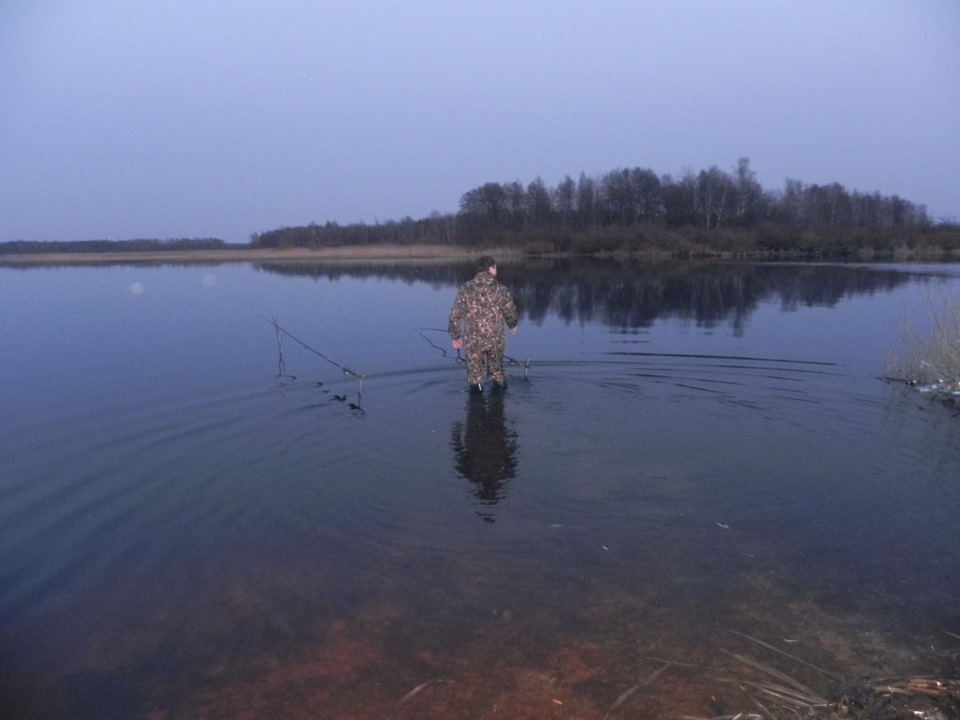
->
<box><xmin>887</xmin><ymin>290</ymin><xmax>960</xmax><ymax>396</ymax></box>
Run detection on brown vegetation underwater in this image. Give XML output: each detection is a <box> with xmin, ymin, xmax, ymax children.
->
<box><xmin>19</xmin><ymin>572</ymin><xmax>955</xmax><ymax>720</ymax></box>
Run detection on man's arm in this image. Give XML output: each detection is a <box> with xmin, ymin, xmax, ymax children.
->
<box><xmin>449</xmin><ymin>290</ymin><xmax>467</xmax><ymax>347</ymax></box>
<box><xmin>501</xmin><ymin>289</ymin><xmax>519</xmax><ymax>330</ymax></box>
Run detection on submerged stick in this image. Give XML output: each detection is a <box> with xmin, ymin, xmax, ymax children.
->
<box><xmin>638</xmin><ymin>657</ymin><xmax>726</xmax><ymax>672</ymax></box>
<box><xmin>727</xmin><ymin>630</ymin><xmax>843</xmax><ymax>683</ymax></box>
<box><xmin>720</xmin><ymin>650</ymin><xmax>828</xmax><ymax>704</ymax></box>
<box><xmin>670</xmin><ymin>715</ymin><xmax>762</xmax><ymax>720</ymax></box>
<box><xmin>741</xmin><ymin>680</ymin><xmax>826</xmax><ymax>707</ymax></box>
<box><xmin>605</xmin><ymin>662</ymin><xmax>673</xmax><ymax>718</ymax></box>
<box><xmin>397</xmin><ymin>678</ymin><xmax>446</xmax><ymax>706</ymax></box>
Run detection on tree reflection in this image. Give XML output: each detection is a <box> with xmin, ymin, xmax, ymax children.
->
<box><xmin>450</xmin><ymin>390</ymin><xmax>518</xmax><ymax>523</ymax></box>
<box><xmin>258</xmin><ymin>260</ymin><xmax>917</xmax><ymax>332</ymax></box>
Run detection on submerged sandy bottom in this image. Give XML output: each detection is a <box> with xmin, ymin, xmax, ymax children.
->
<box><xmin>11</xmin><ymin>566</ymin><xmax>953</xmax><ymax>719</ymax></box>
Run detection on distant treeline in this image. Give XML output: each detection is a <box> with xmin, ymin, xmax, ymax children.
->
<box><xmin>0</xmin><ymin>238</ymin><xmax>227</xmax><ymax>255</ymax></box>
<box><xmin>252</xmin><ymin>158</ymin><xmax>960</xmax><ymax>258</ymax></box>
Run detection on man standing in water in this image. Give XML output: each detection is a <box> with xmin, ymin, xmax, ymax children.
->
<box><xmin>449</xmin><ymin>256</ymin><xmax>519</xmax><ymax>393</ymax></box>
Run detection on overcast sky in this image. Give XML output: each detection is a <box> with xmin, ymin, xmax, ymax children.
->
<box><xmin>2</xmin><ymin>1</ymin><xmax>958</xmax><ymax>243</ymax></box>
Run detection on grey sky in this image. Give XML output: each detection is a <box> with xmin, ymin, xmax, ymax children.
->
<box><xmin>2</xmin><ymin>1</ymin><xmax>958</xmax><ymax>243</ymax></box>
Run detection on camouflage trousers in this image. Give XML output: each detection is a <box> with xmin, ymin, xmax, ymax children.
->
<box><xmin>464</xmin><ymin>335</ymin><xmax>506</xmax><ymax>386</ymax></box>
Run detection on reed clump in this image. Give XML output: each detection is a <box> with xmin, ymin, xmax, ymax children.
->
<box><xmin>663</xmin><ymin>631</ymin><xmax>960</xmax><ymax>720</ymax></box>
<box><xmin>887</xmin><ymin>290</ymin><xmax>960</xmax><ymax>395</ymax></box>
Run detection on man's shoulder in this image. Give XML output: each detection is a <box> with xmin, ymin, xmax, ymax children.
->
<box><xmin>462</xmin><ymin>274</ymin><xmax>489</xmax><ymax>289</ymax></box>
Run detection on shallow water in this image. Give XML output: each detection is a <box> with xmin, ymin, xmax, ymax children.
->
<box><xmin>1</xmin><ymin>259</ymin><xmax>958</xmax><ymax>719</ymax></box>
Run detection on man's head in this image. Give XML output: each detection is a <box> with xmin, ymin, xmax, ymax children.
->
<box><xmin>477</xmin><ymin>255</ymin><xmax>496</xmax><ymax>274</ymax></box>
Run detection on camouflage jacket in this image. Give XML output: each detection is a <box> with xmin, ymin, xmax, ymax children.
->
<box><xmin>448</xmin><ymin>271</ymin><xmax>519</xmax><ymax>344</ymax></box>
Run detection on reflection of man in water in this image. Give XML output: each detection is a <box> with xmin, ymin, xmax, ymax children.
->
<box><xmin>451</xmin><ymin>390</ymin><xmax>518</xmax><ymax>523</ymax></box>
<box><xmin>448</xmin><ymin>256</ymin><xmax>519</xmax><ymax>393</ymax></box>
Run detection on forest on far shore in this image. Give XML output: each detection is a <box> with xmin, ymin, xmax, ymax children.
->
<box><xmin>249</xmin><ymin>158</ymin><xmax>959</xmax><ymax>259</ymax></box>
<box><xmin>0</xmin><ymin>237</ymin><xmax>231</xmax><ymax>256</ymax></box>
<box><xmin>3</xmin><ymin>159</ymin><xmax>959</xmax><ymax>259</ymax></box>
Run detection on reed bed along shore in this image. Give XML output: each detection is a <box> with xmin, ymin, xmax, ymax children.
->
<box><xmin>887</xmin><ymin>290</ymin><xmax>960</xmax><ymax>394</ymax></box>
<box><xmin>4</xmin><ymin>240</ymin><xmax>960</xmax><ymax>267</ymax></box>
<box><xmin>0</xmin><ymin>243</ymin><xmax>525</xmax><ymax>266</ymax></box>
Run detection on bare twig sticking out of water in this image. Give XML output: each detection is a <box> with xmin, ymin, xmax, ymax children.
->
<box><xmin>415</xmin><ymin>328</ymin><xmax>532</xmax><ymax>379</ymax></box>
<box><xmin>270</xmin><ymin>315</ymin><xmax>297</xmax><ymax>380</ymax></box>
<box><xmin>261</xmin><ymin>316</ymin><xmax>366</xmax><ymax>398</ymax></box>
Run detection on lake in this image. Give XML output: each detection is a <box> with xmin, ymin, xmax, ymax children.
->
<box><xmin>1</xmin><ymin>258</ymin><xmax>958</xmax><ymax>719</ymax></box>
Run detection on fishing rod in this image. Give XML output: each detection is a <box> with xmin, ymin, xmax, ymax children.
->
<box><xmin>415</xmin><ymin>328</ymin><xmax>531</xmax><ymax>379</ymax></box>
<box><xmin>260</xmin><ymin>315</ymin><xmax>367</xmax><ymax>395</ymax></box>
<box><xmin>415</xmin><ymin>328</ymin><xmax>465</xmax><ymax>363</ymax></box>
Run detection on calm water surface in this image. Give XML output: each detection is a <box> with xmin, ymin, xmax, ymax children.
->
<box><xmin>1</xmin><ymin>260</ymin><xmax>958</xmax><ymax>719</ymax></box>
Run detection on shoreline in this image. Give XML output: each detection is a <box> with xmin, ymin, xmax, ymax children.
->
<box><xmin>0</xmin><ymin>244</ymin><xmax>498</xmax><ymax>266</ymax></box>
<box><xmin>2</xmin><ymin>243</ymin><xmax>958</xmax><ymax>267</ymax></box>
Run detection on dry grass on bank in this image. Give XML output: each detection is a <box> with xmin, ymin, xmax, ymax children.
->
<box><xmin>4</xmin><ymin>240</ymin><xmax>960</xmax><ymax>266</ymax></box>
<box><xmin>887</xmin><ymin>290</ymin><xmax>960</xmax><ymax>391</ymax></box>
<box><xmin>0</xmin><ymin>243</ymin><xmax>528</xmax><ymax>266</ymax></box>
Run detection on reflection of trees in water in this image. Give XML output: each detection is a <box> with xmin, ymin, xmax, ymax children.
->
<box><xmin>258</xmin><ymin>260</ymin><xmax>915</xmax><ymax>331</ymax></box>
<box><xmin>450</xmin><ymin>391</ymin><xmax>518</xmax><ymax>524</ymax></box>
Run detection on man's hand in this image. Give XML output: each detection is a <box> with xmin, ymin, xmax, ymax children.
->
<box><xmin>452</xmin><ymin>338</ymin><xmax>463</xmax><ymax>350</ymax></box>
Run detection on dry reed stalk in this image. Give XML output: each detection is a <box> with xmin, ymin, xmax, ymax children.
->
<box><xmin>727</xmin><ymin>630</ymin><xmax>843</xmax><ymax>682</ymax></box>
<box><xmin>887</xmin><ymin>289</ymin><xmax>960</xmax><ymax>387</ymax></box>
<box><xmin>396</xmin><ymin>677</ymin><xmax>446</xmax><ymax>707</ymax></box>
<box><xmin>605</xmin><ymin>661</ymin><xmax>674</xmax><ymax>718</ymax></box>
<box><xmin>721</xmin><ymin>650</ymin><xmax>828</xmax><ymax>704</ymax></box>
